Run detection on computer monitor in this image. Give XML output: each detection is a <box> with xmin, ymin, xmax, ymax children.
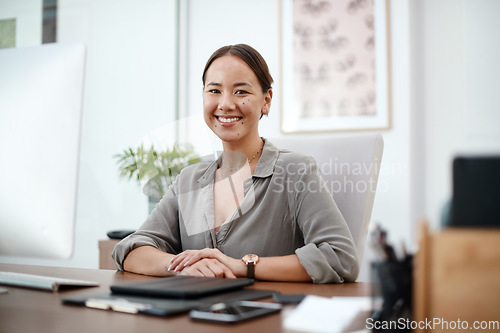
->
<box><xmin>0</xmin><ymin>43</ymin><xmax>85</xmax><ymax>259</ymax></box>
<box><xmin>449</xmin><ymin>156</ymin><xmax>500</xmax><ymax>227</ymax></box>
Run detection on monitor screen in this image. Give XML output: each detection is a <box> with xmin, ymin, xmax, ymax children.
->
<box><xmin>0</xmin><ymin>43</ymin><xmax>85</xmax><ymax>259</ymax></box>
<box><xmin>450</xmin><ymin>156</ymin><xmax>500</xmax><ymax>227</ymax></box>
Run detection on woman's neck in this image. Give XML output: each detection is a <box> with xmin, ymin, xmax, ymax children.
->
<box><xmin>222</xmin><ymin>136</ymin><xmax>264</xmax><ymax>161</ymax></box>
<box><xmin>220</xmin><ymin>136</ymin><xmax>264</xmax><ymax>174</ymax></box>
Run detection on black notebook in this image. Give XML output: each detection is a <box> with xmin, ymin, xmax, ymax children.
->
<box><xmin>63</xmin><ymin>276</ymin><xmax>273</xmax><ymax>317</ymax></box>
<box><xmin>110</xmin><ymin>276</ymin><xmax>255</xmax><ymax>299</ymax></box>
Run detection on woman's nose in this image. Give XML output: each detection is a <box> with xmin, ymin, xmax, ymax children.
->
<box><xmin>218</xmin><ymin>93</ymin><xmax>236</xmax><ymax>111</ymax></box>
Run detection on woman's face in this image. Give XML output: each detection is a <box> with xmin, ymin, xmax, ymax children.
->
<box><xmin>203</xmin><ymin>54</ymin><xmax>272</xmax><ymax>146</ymax></box>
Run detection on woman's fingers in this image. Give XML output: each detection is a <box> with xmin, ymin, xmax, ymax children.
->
<box><xmin>197</xmin><ymin>263</ymin><xmax>216</xmax><ymax>277</ymax></box>
<box><xmin>179</xmin><ymin>266</ymin><xmax>203</xmax><ymax>277</ymax></box>
<box><xmin>169</xmin><ymin>249</ymin><xmax>218</xmax><ymax>272</ymax></box>
<box><xmin>169</xmin><ymin>251</ymin><xmax>197</xmax><ymax>271</ymax></box>
<box><xmin>206</xmin><ymin>259</ymin><xmax>237</xmax><ymax>278</ymax></box>
<box><xmin>178</xmin><ymin>258</ymin><xmax>236</xmax><ymax>278</ymax></box>
<box><xmin>168</xmin><ymin>253</ymin><xmax>187</xmax><ymax>271</ymax></box>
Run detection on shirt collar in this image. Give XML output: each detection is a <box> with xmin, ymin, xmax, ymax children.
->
<box><xmin>252</xmin><ymin>138</ymin><xmax>279</xmax><ymax>178</ymax></box>
<box><xmin>197</xmin><ymin>159</ymin><xmax>219</xmax><ymax>187</ymax></box>
<box><xmin>197</xmin><ymin>138</ymin><xmax>279</xmax><ymax>186</ymax></box>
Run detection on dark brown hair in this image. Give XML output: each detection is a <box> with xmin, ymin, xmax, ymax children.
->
<box><xmin>202</xmin><ymin>44</ymin><xmax>274</xmax><ymax>93</ymax></box>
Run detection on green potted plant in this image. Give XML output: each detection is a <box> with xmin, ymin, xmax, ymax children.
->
<box><xmin>114</xmin><ymin>143</ymin><xmax>200</xmax><ymax>213</ymax></box>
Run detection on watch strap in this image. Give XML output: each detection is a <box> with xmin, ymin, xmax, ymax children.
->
<box><xmin>247</xmin><ymin>262</ymin><xmax>255</xmax><ymax>279</ymax></box>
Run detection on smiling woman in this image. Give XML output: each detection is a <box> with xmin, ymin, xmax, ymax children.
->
<box><xmin>112</xmin><ymin>44</ymin><xmax>359</xmax><ymax>284</ymax></box>
<box><xmin>203</xmin><ymin>54</ymin><xmax>271</xmax><ymax>156</ymax></box>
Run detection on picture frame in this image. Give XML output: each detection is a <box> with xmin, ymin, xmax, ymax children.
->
<box><xmin>279</xmin><ymin>0</ymin><xmax>391</xmax><ymax>133</ymax></box>
<box><xmin>0</xmin><ymin>18</ymin><xmax>16</xmax><ymax>49</ymax></box>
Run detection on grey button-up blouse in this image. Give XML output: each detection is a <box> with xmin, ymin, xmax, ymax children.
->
<box><xmin>112</xmin><ymin>139</ymin><xmax>359</xmax><ymax>283</ymax></box>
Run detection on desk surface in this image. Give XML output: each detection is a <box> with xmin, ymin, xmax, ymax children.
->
<box><xmin>0</xmin><ymin>263</ymin><xmax>371</xmax><ymax>333</ymax></box>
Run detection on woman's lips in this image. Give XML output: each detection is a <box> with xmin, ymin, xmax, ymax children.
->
<box><xmin>216</xmin><ymin>116</ymin><xmax>242</xmax><ymax>125</ymax></box>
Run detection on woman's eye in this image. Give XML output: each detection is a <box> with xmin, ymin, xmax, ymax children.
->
<box><xmin>235</xmin><ymin>90</ymin><xmax>249</xmax><ymax>95</ymax></box>
<box><xmin>208</xmin><ymin>89</ymin><xmax>220</xmax><ymax>94</ymax></box>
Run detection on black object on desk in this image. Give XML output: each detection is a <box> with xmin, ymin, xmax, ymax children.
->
<box><xmin>449</xmin><ymin>156</ymin><xmax>500</xmax><ymax>227</ymax></box>
<box><xmin>64</xmin><ymin>274</ymin><xmax>273</xmax><ymax>317</ymax></box>
<box><xmin>110</xmin><ymin>275</ymin><xmax>254</xmax><ymax>299</ymax></box>
<box><xmin>272</xmin><ymin>292</ymin><xmax>306</xmax><ymax>304</ymax></box>
<box><xmin>63</xmin><ymin>288</ymin><xmax>275</xmax><ymax>317</ymax></box>
<box><xmin>189</xmin><ymin>300</ymin><xmax>282</xmax><ymax>323</ymax></box>
<box><xmin>371</xmin><ymin>257</ymin><xmax>412</xmax><ymax>323</ymax></box>
<box><xmin>369</xmin><ymin>224</ymin><xmax>412</xmax><ymax>326</ymax></box>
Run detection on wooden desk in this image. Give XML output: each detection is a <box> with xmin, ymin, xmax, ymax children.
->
<box><xmin>0</xmin><ymin>263</ymin><xmax>371</xmax><ymax>333</ymax></box>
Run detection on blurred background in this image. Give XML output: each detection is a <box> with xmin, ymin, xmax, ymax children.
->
<box><xmin>0</xmin><ymin>0</ymin><xmax>499</xmax><ymax>281</ymax></box>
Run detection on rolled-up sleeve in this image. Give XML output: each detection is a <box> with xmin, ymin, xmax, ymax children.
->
<box><xmin>112</xmin><ymin>184</ymin><xmax>182</xmax><ymax>271</ymax></box>
<box><xmin>291</xmin><ymin>157</ymin><xmax>359</xmax><ymax>283</ymax></box>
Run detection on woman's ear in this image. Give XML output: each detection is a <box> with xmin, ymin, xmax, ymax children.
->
<box><xmin>262</xmin><ymin>89</ymin><xmax>273</xmax><ymax>116</ymax></box>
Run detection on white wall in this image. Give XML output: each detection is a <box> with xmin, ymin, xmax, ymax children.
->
<box><xmin>0</xmin><ymin>0</ymin><xmax>178</xmax><ymax>268</ymax></box>
<box><xmin>1</xmin><ymin>0</ymin><xmax>499</xmax><ymax>278</ymax></box>
<box><xmin>0</xmin><ymin>0</ymin><xmax>41</xmax><ymax>46</ymax></box>
<box><xmin>410</xmin><ymin>0</ymin><xmax>500</xmax><ymax>234</ymax></box>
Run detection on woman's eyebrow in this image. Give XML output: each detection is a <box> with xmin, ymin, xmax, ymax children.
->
<box><xmin>234</xmin><ymin>82</ymin><xmax>253</xmax><ymax>88</ymax></box>
<box><xmin>206</xmin><ymin>82</ymin><xmax>253</xmax><ymax>88</ymax></box>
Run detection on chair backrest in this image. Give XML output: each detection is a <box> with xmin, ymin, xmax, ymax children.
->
<box><xmin>269</xmin><ymin>134</ymin><xmax>384</xmax><ymax>263</ymax></box>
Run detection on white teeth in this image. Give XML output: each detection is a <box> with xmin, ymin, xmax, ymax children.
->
<box><xmin>218</xmin><ymin>117</ymin><xmax>240</xmax><ymax>123</ymax></box>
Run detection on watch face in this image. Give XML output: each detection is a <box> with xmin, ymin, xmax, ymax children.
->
<box><xmin>242</xmin><ymin>254</ymin><xmax>259</xmax><ymax>264</ymax></box>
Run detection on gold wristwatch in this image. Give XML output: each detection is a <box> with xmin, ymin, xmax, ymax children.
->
<box><xmin>241</xmin><ymin>254</ymin><xmax>259</xmax><ymax>279</ymax></box>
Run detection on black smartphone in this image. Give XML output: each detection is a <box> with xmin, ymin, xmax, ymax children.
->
<box><xmin>189</xmin><ymin>301</ymin><xmax>281</xmax><ymax>324</ymax></box>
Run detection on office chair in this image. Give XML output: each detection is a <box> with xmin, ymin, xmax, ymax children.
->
<box><xmin>269</xmin><ymin>134</ymin><xmax>384</xmax><ymax>264</ymax></box>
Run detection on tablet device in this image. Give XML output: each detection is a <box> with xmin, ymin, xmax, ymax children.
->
<box><xmin>110</xmin><ymin>275</ymin><xmax>254</xmax><ymax>299</ymax></box>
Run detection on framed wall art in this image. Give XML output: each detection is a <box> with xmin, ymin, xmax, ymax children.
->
<box><xmin>0</xmin><ymin>18</ymin><xmax>16</xmax><ymax>49</ymax></box>
<box><xmin>279</xmin><ymin>0</ymin><xmax>391</xmax><ymax>133</ymax></box>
